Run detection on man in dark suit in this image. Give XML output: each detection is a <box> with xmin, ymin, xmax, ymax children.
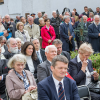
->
<box><xmin>3</xmin><ymin>15</ymin><xmax>16</xmax><ymax>38</ymax></box>
<box><xmin>60</xmin><ymin>15</ymin><xmax>75</xmax><ymax>52</ymax></box>
<box><xmin>38</xmin><ymin>55</ymin><xmax>80</xmax><ymax>100</ymax></box>
<box><xmin>52</xmin><ymin>39</ymin><xmax>70</xmax><ymax>61</ymax></box>
<box><xmin>82</xmin><ymin>6</ymin><xmax>89</xmax><ymax>18</ymax></box>
<box><xmin>3</xmin><ymin>38</ymin><xmax>18</xmax><ymax>59</ymax></box>
<box><xmin>34</xmin><ymin>12</ymin><xmax>42</xmax><ymax>25</ymax></box>
<box><xmin>0</xmin><ymin>59</ymin><xmax>9</xmax><ymax>100</ymax></box>
<box><xmin>88</xmin><ymin>15</ymin><xmax>100</xmax><ymax>52</ymax></box>
<box><xmin>37</xmin><ymin>45</ymin><xmax>57</xmax><ymax>82</ymax></box>
<box><xmin>94</xmin><ymin>7</ymin><xmax>100</xmax><ymax>16</ymax></box>
<box><xmin>32</xmin><ymin>38</ymin><xmax>46</xmax><ymax>63</ymax></box>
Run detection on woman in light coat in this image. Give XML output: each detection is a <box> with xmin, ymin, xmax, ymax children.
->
<box><xmin>15</xmin><ymin>22</ymin><xmax>30</xmax><ymax>44</ymax></box>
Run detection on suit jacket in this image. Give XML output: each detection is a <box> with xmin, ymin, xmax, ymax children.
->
<box><xmin>37</xmin><ymin>60</ymin><xmax>52</xmax><ymax>82</ymax></box>
<box><xmin>40</xmin><ymin>49</ymin><xmax>47</xmax><ymax>62</ymax></box>
<box><xmin>0</xmin><ymin>59</ymin><xmax>9</xmax><ymax>94</ymax></box>
<box><xmin>38</xmin><ymin>75</ymin><xmax>80</xmax><ymax>100</ymax></box>
<box><xmin>34</xmin><ymin>18</ymin><xmax>40</xmax><ymax>25</ymax></box>
<box><xmin>3</xmin><ymin>22</ymin><xmax>17</xmax><ymax>38</ymax></box>
<box><xmin>41</xmin><ymin>25</ymin><xmax>56</xmax><ymax>48</ymax></box>
<box><xmin>68</xmin><ymin>56</ymin><xmax>98</xmax><ymax>86</ymax></box>
<box><xmin>60</xmin><ymin>22</ymin><xmax>75</xmax><ymax>51</ymax></box>
<box><xmin>25</xmin><ymin>59</ymin><xmax>40</xmax><ymax>78</ymax></box>
<box><xmin>3</xmin><ymin>50</ymin><xmax>15</xmax><ymax>59</ymax></box>
<box><xmin>82</xmin><ymin>12</ymin><xmax>89</xmax><ymax>18</ymax></box>
<box><xmin>24</xmin><ymin>23</ymin><xmax>40</xmax><ymax>39</ymax></box>
<box><xmin>61</xmin><ymin>51</ymin><xmax>70</xmax><ymax>61</ymax></box>
<box><xmin>94</xmin><ymin>12</ymin><xmax>100</xmax><ymax>16</ymax></box>
<box><xmin>88</xmin><ymin>23</ymin><xmax>100</xmax><ymax>52</ymax></box>
<box><xmin>6</xmin><ymin>70</ymin><xmax>36</xmax><ymax>100</ymax></box>
<box><xmin>15</xmin><ymin>30</ymin><xmax>30</xmax><ymax>44</ymax></box>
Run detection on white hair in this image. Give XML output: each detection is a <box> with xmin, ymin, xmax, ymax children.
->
<box><xmin>52</xmin><ymin>11</ymin><xmax>56</xmax><ymax>14</ymax></box>
<box><xmin>63</xmin><ymin>15</ymin><xmax>70</xmax><ymax>21</ymax></box>
<box><xmin>7</xmin><ymin>54</ymin><xmax>26</xmax><ymax>68</ymax></box>
<box><xmin>45</xmin><ymin>45</ymin><xmax>57</xmax><ymax>53</ymax></box>
<box><xmin>31</xmin><ymin>38</ymin><xmax>39</xmax><ymax>43</ymax></box>
<box><xmin>15</xmin><ymin>38</ymin><xmax>21</xmax><ymax>42</ymax></box>
<box><xmin>94</xmin><ymin>15</ymin><xmax>100</xmax><ymax>20</ymax></box>
<box><xmin>28</xmin><ymin>16</ymin><xmax>33</xmax><ymax>20</ymax></box>
<box><xmin>6</xmin><ymin>38</ymin><xmax>16</xmax><ymax>46</ymax></box>
<box><xmin>5</xmin><ymin>14</ymin><xmax>10</xmax><ymax>18</ymax></box>
<box><xmin>39</xmin><ymin>18</ymin><xmax>44</xmax><ymax>21</ymax></box>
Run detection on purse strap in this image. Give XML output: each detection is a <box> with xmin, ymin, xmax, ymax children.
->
<box><xmin>45</xmin><ymin>28</ymin><xmax>52</xmax><ymax>38</ymax></box>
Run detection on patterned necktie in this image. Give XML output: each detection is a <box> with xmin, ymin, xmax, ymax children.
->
<box><xmin>36</xmin><ymin>51</ymin><xmax>43</xmax><ymax>63</ymax></box>
<box><xmin>58</xmin><ymin>82</ymin><xmax>65</xmax><ymax>100</ymax></box>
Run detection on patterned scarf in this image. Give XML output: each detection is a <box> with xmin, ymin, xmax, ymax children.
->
<box><xmin>14</xmin><ymin>70</ymin><xmax>30</xmax><ymax>90</ymax></box>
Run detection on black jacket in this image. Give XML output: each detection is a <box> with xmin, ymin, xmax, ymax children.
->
<box><xmin>61</xmin><ymin>51</ymin><xmax>70</xmax><ymax>61</ymax></box>
<box><xmin>40</xmin><ymin>49</ymin><xmax>47</xmax><ymax>62</ymax></box>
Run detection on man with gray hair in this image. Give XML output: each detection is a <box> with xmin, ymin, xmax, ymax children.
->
<box><xmin>37</xmin><ymin>45</ymin><xmax>57</xmax><ymax>82</ymax></box>
<box><xmin>52</xmin><ymin>39</ymin><xmax>70</xmax><ymax>61</ymax></box>
<box><xmin>3</xmin><ymin>38</ymin><xmax>18</xmax><ymax>59</ymax></box>
<box><xmin>88</xmin><ymin>15</ymin><xmax>100</xmax><ymax>52</ymax></box>
<box><xmin>32</xmin><ymin>38</ymin><xmax>46</xmax><ymax>63</ymax></box>
<box><xmin>60</xmin><ymin>15</ymin><xmax>75</xmax><ymax>52</ymax></box>
<box><xmin>24</xmin><ymin>16</ymin><xmax>40</xmax><ymax>39</ymax></box>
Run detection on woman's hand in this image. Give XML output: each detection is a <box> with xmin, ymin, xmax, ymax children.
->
<box><xmin>48</xmin><ymin>40</ymin><xmax>52</xmax><ymax>43</ymax></box>
<box><xmin>93</xmin><ymin>72</ymin><xmax>99</xmax><ymax>81</ymax></box>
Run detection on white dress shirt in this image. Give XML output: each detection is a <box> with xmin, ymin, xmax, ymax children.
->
<box><xmin>36</xmin><ymin>50</ymin><xmax>43</xmax><ymax>63</ymax></box>
<box><xmin>77</xmin><ymin>54</ymin><xmax>91</xmax><ymax>85</ymax></box>
<box><xmin>52</xmin><ymin>75</ymin><xmax>66</xmax><ymax>100</ymax></box>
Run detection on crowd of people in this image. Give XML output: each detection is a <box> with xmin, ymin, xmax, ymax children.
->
<box><xmin>0</xmin><ymin>6</ymin><xmax>100</xmax><ymax>100</ymax></box>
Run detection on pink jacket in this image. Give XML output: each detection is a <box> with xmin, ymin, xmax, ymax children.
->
<box><xmin>41</xmin><ymin>25</ymin><xmax>56</xmax><ymax>48</ymax></box>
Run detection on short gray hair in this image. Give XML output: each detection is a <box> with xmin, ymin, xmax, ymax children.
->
<box><xmin>7</xmin><ymin>54</ymin><xmax>26</xmax><ymax>68</ymax></box>
<box><xmin>63</xmin><ymin>15</ymin><xmax>70</xmax><ymax>21</ymax></box>
<box><xmin>51</xmin><ymin>55</ymin><xmax>69</xmax><ymax>68</ymax></box>
<box><xmin>15</xmin><ymin>38</ymin><xmax>21</xmax><ymax>42</ymax></box>
<box><xmin>94</xmin><ymin>15</ymin><xmax>100</xmax><ymax>20</ymax></box>
<box><xmin>28</xmin><ymin>16</ymin><xmax>33</xmax><ymax>20</ymax></box>
<box><xmin>31</xmin><ymin>38</ymin><xmax>39</xmax><ymax>43</ymax></box>
<box><xmin>39</xmin><ymin>18</ymin><xmax>44</xmax><ymax>22</ymax></box>
<box><xmin>52</xmin><ymin>11</ymin><xmax>56</xmax><ymax>14</ymax></box>
<box><xmin>52</xmin><ymin>39</ymin><xmax>63</xmax><ymax>45</ymax></box>
<box><xmin>6</xmin><ymin>38</ymin><xmax>16</xmax><ymax>46</ymax></box>
<box><xmin>45</xmin><ymin>45</ymin><xmax>57</xmax><ymax>53</ymax></box>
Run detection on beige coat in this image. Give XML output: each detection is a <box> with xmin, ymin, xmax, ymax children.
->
<box><xmin>15</xmin><ymin>30</ymin><xmax>30</xmax><ymax>44</ymax></box>
<box><xmin>24</xmin><ymin>23</ymin><xmax>40</xmax><ymax>39</ymax></box>
<box><xmin>6</xmin><ymin>70</ymin><xmax>36</xmax><ymax>100</ymax></box>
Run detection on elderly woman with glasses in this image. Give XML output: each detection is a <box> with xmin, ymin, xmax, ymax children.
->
<box><xmin>6</xmin><ymin>54</ymin><xmax>37</xmax><ymax>100</ymax></box>
<box><xmin>68</xmin><ymin>43</ymin><xmax>100</xmax><ymax>100</ymax></box>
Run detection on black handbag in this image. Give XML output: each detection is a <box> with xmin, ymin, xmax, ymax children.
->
<box><xmin>87</xmin><ymin>81</ymin><xmax>100</xmax><ymax>94</ymax></box>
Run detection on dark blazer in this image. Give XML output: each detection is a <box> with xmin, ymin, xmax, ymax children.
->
<box><xmin>82</xmin><ymin>12</ymin><xmax>89</xmax><ymax>18</ymax></box>
<box><xmin>34</xmin><ymin>18</ymin><xmax>40</xmax><ymax>25</ymax></box>
<box><xmin>25</xmin><ymin>59</ymin><xmax>40</xmax><ymax>78</ymax></box>
<box><xmin>60</xmin><ymin>22</ymin><xmax>75</xmax><ymax>51</ymax></box>
<box><xmin>38</xmin><ymin>75</ymin><xmax>80</xmax><ymax>100</ymax></box>
<box><xmin>3</xmin><ymin>50</ymin><xmax>15</xmax><ymax>59</ymax></box>
<box><xmin>40</xmin><ymin>49</ymin><xmax>47</xmax><ymax>62</ymax></box>
<box><xmin>4</xmin><ymin>45</ymin><xmax>8</xmax><ymax>52</ymax></box>
<box><xmin>0</xmin><ymin>59</ymin><xmax>9</xmax><ymax>94</ymax></box>
<box><xmin>94</xmin><ymin>12</ymin><xmax>100</xmax><ymax>16</ymax></box>
<box><xmin>88</xmin><ymin>23</ymin><xmax>100</xmax><ymax>52</ymax></box>
<box><xmin>3</xmin><ymin>22</ymin><xmax>17</xmax><ymax>38</ymax></box>
<box><xmin>68</xmin><ymin>56</ymin><xmax>98</xmax><ymax>86</ymax></box>
<box><xmin>61</xmin><ymin>51</ymin><xmax>70</xmax><ymax>61</ymax></box>
<box><xmin>37</xmin><ymin>60</ymin><xmax>52</xmax><ymax>82</ymax></box>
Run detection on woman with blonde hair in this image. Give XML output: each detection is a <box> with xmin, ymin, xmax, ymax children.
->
<box><xmin>6</xmin><ymin>54</ymin><xmax>37</xmax><ymax>100</ymax></box>
<box><xmin>68</xmin><ymin>42</ymin><xmax>100</xmax><ymax>99</ymax></box>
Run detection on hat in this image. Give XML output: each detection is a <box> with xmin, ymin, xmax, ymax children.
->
<box><xmin>31</xmin><ymin>13</ymin><xmax>36</xmax><ymax>16</ymax></box>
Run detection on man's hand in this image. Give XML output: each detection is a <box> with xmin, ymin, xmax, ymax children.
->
<box><xmin>81</xmin><ymin>58</ymin><xmax>87</xmax><ymax>73</ymax></box>
<box><xmin>71</xmin><ymin>22</ymin><xmax>74</xmax><ymax>26</ymax></box>
<box><xmin>48</xmin><ymin>40</ymin><xmax>52</xmax><ymax>43</ymax></box>
<box><xmin>93</xmin><ymin>72</ymin><xmax>99</xmax><ymax>81</ymax></box>
<box><xmin>0</xmin><ymin>76</ymin><xmax>2</xmax><ymax>81</ymax></box>
<box><xmin>99</xmin><ymin>33</ymin><xmax>100</xmax><ymax>36</ymax></box>
<box><xmin>69</xmin><ymin>36</ymin><xmax>72</xmax><ymax>41</ymax></box>
<box><xmin>3</xmin><ymin>30</ymin><xmax>8</xmax><ymax>37</ymax></box>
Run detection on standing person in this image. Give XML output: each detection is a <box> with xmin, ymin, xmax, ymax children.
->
<box><xmin>94</xmin><ymin>7</ymin><xmax>100</xmax><ymax>15</ymax></box>
<box><xmin>60</xmin><ymin>16</ymin><xmax>75</xmax><ymax>52</ymax></box>
<box><xmin>38</xmin><ymin>55</ymin><xmax>80</xmax><ymax>100</ymax></box>
<box><xmin>6</xmin><ymin>54</ymin><xmax>37</xmax><ymax>100</ymax></box>
<box><xmin>82</xmin><ymin>6</ymin><xmax>89</xmax><ymax>18</ymax></box>
<box><xmin>24</xmin><ymin>16</ymin><xmax>40</xmax><ymax>39</ymax></box>
<box><xmin>15</xmin><ymin>22</ymin><xmax>30</xmax><ymax>45</ymax></box>
<box><xmin>73</xmin><ymin>8</ymin><xmax>79</xmax><ymax>16</ymax></box>
<box><xmin>41</xmin><ymin>18</ymin><xmax>56</xmax><ymax>49</ymax></box>
<box><xmin>88</xmin><ymin>15</ymin><xmax>100</xmax><ymax>52</ymax></box>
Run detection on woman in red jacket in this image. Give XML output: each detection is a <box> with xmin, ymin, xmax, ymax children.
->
<box><xmin>41</xmin><ymin>18</ymin><xmax>56</xmax><ymax>49</ymax></box>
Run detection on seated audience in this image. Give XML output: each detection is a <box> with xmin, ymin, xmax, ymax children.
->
<box><xmin>71</xmin><ymin>11</ymin><xmax>79</xmax><ymax>22</ymax></box>
<box><xmin>37</xmin><ymin>45</ymin><xmax>57</xmax><ymax>82</ymax></box>
<box><xmin>52</xmin><ymin>39</ymin><xmax>70</xmax><ymax>61</ymax></box>
<box><xmin>21</xmin><ymin>42</ymin><xmax>40</xmax><ymax>79</ymax></box>
<box><xmin>0</xmin><ymin>36</ymin><xmax>7</xmax><ymax>53</ymax></box>
<box><xmin>15</xmin><ymin>22</ymin><xmax>30</xmax><ymax>45</ymax></box>
<box><xmin>68</xmin><ymin>43</ymin><xmax>100</xmax><ymax>100</ymax></box>
<box><xmin>24</xmin><ymin>16</ymin><xmax>40</xmax><ymax>39</ymax></box>
<box><xmin>15</xmin><ymin>38</ymin><xmax>22</xmax><ymax>53</ymax></box>
<box><xmin>38</xmin><ymin>55</ymin><xmax>80</xmax><ymax>100</ymax></box>
<box><xmin>42</xmin><ymin>13</ymin><xmax>48</xmax><ymax>20</ymax></box>
<box><xmin>3</xmin><ymin>38</ymin><xmax>18</xmax><ymax>59</ymax></box>
<box><xmin>20</xmin><ymin>16</ymin><xmax>27</xmax><ymax>26</ymax></box>
<box><xmin>6</xmin><ymin>54</ymin><xmax>37</xmax><ymax>100</ymax></box>
<box><xmin>32</xmin><ymin>38</ymin><xmax>46</xmax><ymax>63</ymax></box>
<box><xmin>41</xmin><ymin>18</ymin><xmax>56</xmax><ymax>49</ymax></box>
<box><xmin>87</xmin><ymin>12</ymin><xmax>94</xmax><ymax>22</ymax></box>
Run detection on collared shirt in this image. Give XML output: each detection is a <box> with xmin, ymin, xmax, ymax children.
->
<box><xmin>77</xmin><ymin>54</ymin><xmax>91</xmax><ymax>85</ymax></box>
<box><xmin>36</xmin><ymin>50</ymin><xmax>43</xmax><ymax>63</ymax></box>
<box><xmin>52</xmin><ymin>75</ymin><xmax>66</xmax><ymax>100</ymax></box>
<box><xmin>46</xmin><ymin>25</ymin><xmax>50</xmax><ymax>30</ymax></box>
<box><xmin>29</xmin><ymin>24</ymin><xmax>33</xmax><ymax>28</ymax></box>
